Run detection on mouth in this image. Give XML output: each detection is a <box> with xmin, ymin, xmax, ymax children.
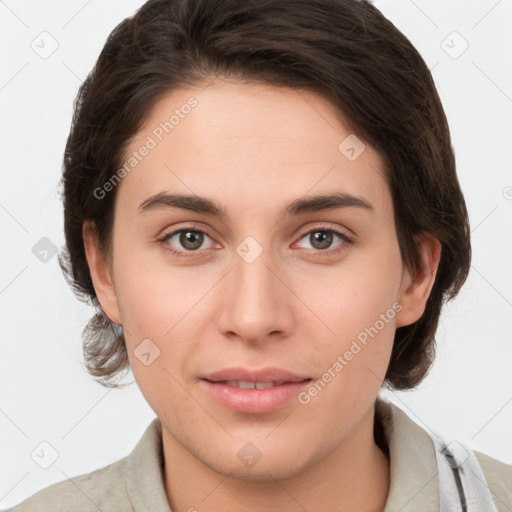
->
<box><xmin>202</xmin><ymin>366</ymin><xmax>311</xmax><ymax>384</ymax></box>
<box><xmin>204</xmin><ymin>379</ymin><xmax>310</xmax><ymax>389</ymax></box>
<box><xmin>200</xmin><ymin>368</ymin><xmax>313</xmax><ymax>414</ymax></box>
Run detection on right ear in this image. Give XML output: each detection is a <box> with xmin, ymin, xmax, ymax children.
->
<box><xmin>82</xmin><ymin>219</ymin><xmax>122</xmax><ymax>325</ymax></box>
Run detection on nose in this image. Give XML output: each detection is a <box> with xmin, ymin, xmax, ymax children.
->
<box><xmin>216</xmin><ymin>240</ymin><xmax>294</xmax><ymax>345</ymax></box>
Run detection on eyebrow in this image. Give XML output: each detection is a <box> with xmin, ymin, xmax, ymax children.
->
<box><xmin>137</xmin><ymin>191</ymin><xmax>374</xmax><ymax>218</ymax></box>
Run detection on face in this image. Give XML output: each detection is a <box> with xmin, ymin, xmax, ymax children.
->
<box><xmin>84</xmin><ymin>78</ymin><xmax>438</xmax><ymax>480</ymax></box>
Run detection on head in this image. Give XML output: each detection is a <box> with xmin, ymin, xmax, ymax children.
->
<box><xmin>59</xmin><ymin>0</ymin><xmax>470</xmax><ymax>479</ymax></box>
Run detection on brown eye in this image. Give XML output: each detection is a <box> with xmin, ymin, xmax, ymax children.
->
<box><xmin>297</xmin><ymin>228</ymin><xmax>349</xmax><ymax>252</ymax></box>
<box><xmin>309</xmin><ymin>230</ymin><xmax>334</xmax><ymax>250</ymax></box>
<box><xmin>178</xmin><ymin>230</ymin><xmax>204</xmax><ymax>251</ymax></box>
<box><xmin>161</xmin><ymin>228</ymin><xmax>215</xmax><ymax>256</ymax></box>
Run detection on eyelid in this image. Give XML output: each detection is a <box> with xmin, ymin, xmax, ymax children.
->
<box><xmin>158</xmin><ymin>223</ymin><xmax>218</xmax><ymax>252</ymax></box>
<box><xmin>292</xmin><ymin>224</ymin><xmax>354</xmax><ymax>255</ymax></box>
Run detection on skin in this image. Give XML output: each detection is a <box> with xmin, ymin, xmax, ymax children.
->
<box><xmin>84</xmin><ymin>78</ymin><xmax>441</xmax><ymax>512</ymax></box>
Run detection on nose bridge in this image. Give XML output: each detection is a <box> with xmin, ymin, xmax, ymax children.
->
<box><xmin>219</xmin><ymin>235</ymin><xmax>289</xmax><ymax>341</ymax></box>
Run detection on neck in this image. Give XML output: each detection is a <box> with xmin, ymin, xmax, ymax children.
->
<box><xmin>162</xmin><ymin>405</ymin><xmax>390</xmax><ymax>512</ymax></box>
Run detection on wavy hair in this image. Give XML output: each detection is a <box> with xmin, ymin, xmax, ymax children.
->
<box><xmin>58</xmin><ymin>0</ymin><xmax>471</xmax><ymax>389</ymax></box>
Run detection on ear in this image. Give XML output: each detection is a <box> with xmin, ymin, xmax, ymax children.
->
<box><xmin>82</xmin><ymin>219</ymin><xmax>122</xmax><ymax>325</ymax></box>
<box><xmin>395</xmin><ymin>232</ymin><xmax>442</xmax><ymax>328</ymax></box>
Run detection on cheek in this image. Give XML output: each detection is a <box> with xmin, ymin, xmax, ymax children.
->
<box><xmin>111</xmin><ymin>238</ymin><xmax>202</xmax><ymax>338</ymax></box>
<box><xmin>110</xmin><ymin>244</ymin><xmax>206</xmax><ymax>396</ymax></box>
<box><xmin>116</xmin><ymin>264</ymin><xmax>203</xmax><ymax>416</ymax></box>
<box><xmin>293</xmin><ymin>242</ymin><xmax>402</xmax><ymax>396</ymax></box>
<box><xmin>296</xmin><ymin>242</ymin><xmax>402</xmax><ymax>339</ymax></box>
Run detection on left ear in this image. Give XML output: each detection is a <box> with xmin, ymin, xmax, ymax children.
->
<box><xmin>396</xmin><ymin>232</ymin><xmax>442</xmax><ymax>328</ymax></box>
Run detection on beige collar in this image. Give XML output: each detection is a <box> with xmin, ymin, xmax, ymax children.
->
<box><xmin>377</xmin><ymin>398</ymin><xmax>439</xmax><ymax>511</ymax></box>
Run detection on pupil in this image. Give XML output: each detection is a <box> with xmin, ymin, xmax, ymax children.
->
<box><xmin>180</xmin><ymin>231</ymin><xmax>203</xmax><ymax>250</ymax></box>
<box><xmin>312</xmin><ymin>231</ymin><xmax>332</xmax><ymax>250</ymax></box>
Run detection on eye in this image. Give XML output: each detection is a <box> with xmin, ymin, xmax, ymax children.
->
<box><xmin>159</xmin><ymin>227</ymin><xmax>217</xmax><ymax>258</ymax></box>
<box><xmin>158</xmin><ymin>224</ymin><xmax>354</xmax><ymax>259</ymax></box>
<box><xmin>295</xmin><ymin>227</ymin><xmax>353</xmax><ymax>255</ymax></box>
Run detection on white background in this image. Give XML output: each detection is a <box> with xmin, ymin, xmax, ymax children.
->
<box><xmin>1</xmin><ymin>0</ymin><xmax>511</xmax><ymax>508</ymax></box>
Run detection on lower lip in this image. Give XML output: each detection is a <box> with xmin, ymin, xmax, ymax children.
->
<box><xmin>200</xmin><ymin>379</ymin><xmax>311</xmax><ymax>414</ymax></box>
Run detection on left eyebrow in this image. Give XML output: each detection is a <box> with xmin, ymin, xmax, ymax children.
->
<box><xmin>282</xmin><ymin>192</ymin><xmax>374</xmax><ymax>217</ymax></box>
<box><xmin>137</xmin><ymin>191</ymin><xmax>375</xmax><ymax>218</ymax></box>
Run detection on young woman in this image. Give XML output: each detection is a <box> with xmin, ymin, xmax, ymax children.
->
<box><xmin>5</xmin><ymin>0</ymin><xmax>511</xmax><ymax>511</ymax></box>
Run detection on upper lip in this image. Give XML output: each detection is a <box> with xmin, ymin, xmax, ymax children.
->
<box><xmin>203</xmin><ymin>367</ymin><xmax>311</xmax><ymax>383</ymax></box>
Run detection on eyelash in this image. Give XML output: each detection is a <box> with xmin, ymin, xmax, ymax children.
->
<box><xmin>157</xmin><ymin>224</ymin><xmax>355</xmax><ymax>259</ymax></box>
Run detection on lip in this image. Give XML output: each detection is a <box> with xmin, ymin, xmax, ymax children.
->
<box><xmin>203</xmin><ymin>366</ymin><xmax>310</xmax><ymax>383</ymax></box>
<box><xmin>200</xmin><ymin>367</ymin><xmax>312</xmax><ymax>414</ymax></box>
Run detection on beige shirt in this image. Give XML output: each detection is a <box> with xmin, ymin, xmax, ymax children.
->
<box><xmin>4</xmin><ymin>399</ymin><xmax>511</xmax><ymax>512</ymax></box>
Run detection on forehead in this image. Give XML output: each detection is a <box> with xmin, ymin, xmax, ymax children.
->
<box><xmin>116</xmin><ymin>79</ymin><xmax>390</xmax><ymax>218</ymax></box>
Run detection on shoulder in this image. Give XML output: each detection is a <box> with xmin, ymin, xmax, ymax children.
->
<box><xmin>376</xmin><ymin>397</ymin><xmax>511</xmax><ymax>512</ymax></box>
<box><xmin>3</xmin><ymin>418</ymin><xmax>166</xmax><ymax>512</ymax></box>
<box><xmin>474</xmin><ymin>450</ymin><xmax>512</xmax><ymax>512</ymax></box>
<box><xmin>3</xmin><ymin>457</ymin><xmax>133</xmax><ymax>512</ymax></box>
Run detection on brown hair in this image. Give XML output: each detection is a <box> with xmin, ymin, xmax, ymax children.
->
<box><xmin>59</xmin><ymin>0</ymin><xmax>471</xmax><ymax>390</ymax></box>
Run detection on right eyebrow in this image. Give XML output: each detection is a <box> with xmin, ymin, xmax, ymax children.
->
<box><xmin>137</xmin><ymin>192</ymin><xmax>228</xmax><ymax>218</ymax></box>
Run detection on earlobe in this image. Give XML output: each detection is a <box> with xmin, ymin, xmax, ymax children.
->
<box><xmin>82</xmin><ymin>220</ymin><xmax>122</xmax><ymax>325</ymax></box>
<box><xmin>395</xmin><ymin>233</ymin><xmax>442</xmax><ymax>328</ymax></box>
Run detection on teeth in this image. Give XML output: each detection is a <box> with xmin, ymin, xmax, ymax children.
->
<box><xmin>239</xmin><ymin>381</ymin><xmax>258</xmax><ymax>389</ymax></box>
<box><xmin>223</xmin><ymin>380</ymin><xmax>281</xmax><ymax>389</ymax></box>
<box><xmin>255</xmin><ymin>382</ymin><xmax>275</xmax><ymax>389</ymax></box>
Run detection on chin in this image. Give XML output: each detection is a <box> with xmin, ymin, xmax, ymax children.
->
<box><xmin>197</xmin><ymin>440</ymin><xmax>317</xmax><ymax>482</ymax></box>
<box><xmin>207</xmin><ymin>458</ymin><xmax>309</xmax><ymax>482</ymax></box>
